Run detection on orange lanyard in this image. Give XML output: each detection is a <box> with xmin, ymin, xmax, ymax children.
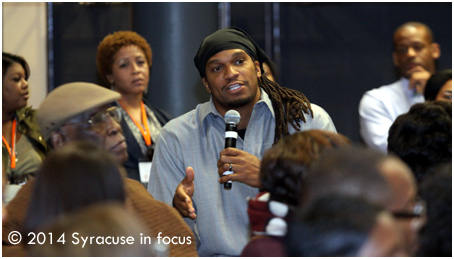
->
<box><xmin>2</xmin><ymin>118</ymin><xmax>17</xmax><ymax>169</ymax></box>
<box><xmin>119</xmin><ymin>100</ymin><xmax>152</xmax><ymax>146</ymax></box>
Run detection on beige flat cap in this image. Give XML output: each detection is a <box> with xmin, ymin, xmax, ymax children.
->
<box><xmin>37</xmin><ymin>82</ymin><xmax>120</xmax><ymax>140</ymax></box>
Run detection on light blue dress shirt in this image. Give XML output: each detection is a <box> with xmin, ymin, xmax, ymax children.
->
<box><xmin>148</xmin><ymin>89</ymin><xmax>336</xmax><ymax>256</ymax></box>
<box><xmin>359</xmin><ymin>77</ymin><xmax>425</xmax><ymax>153</ymax></box>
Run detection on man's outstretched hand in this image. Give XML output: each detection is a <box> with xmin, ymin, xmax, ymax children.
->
<box><xmin>173</xmin><ymin>167</ymin><xmax>196</xmax><ymax>219</ymax></box>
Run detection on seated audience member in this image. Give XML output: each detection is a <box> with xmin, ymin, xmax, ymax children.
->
<box><xmin>388</xmin><ymin>101</ymin><xmax>452</xmax><ymax>183</ymax></box>
<box><xmin>149</xmin><ymin>27</ymin><xmax>336</xmax><ymax>256</ymax></box>
<box><xmin>301</xmin><ymin>146</ymin><xmax>423</xmax><ymax>255</ymax></box>
<box><xmin>417</xmin><ymin>162</ymin><xmax>452</xmax><ymax>257</ymax></box>
<box><xmin>286</xmin><ymin>195</ymin><xmax>407</xmax><ymax>257</ymax></box>
<box><xmin>3</xmin><ymin>159</ymin><xmax>8</xmax><ymax>222</ymax></box>
<box><xmin>300</xmin><ymin>147</ymin><xmax>393</xmax><ymax>208</ymax></box>
<box><xmin>2</xmin><ymin>52</ymin><xmax>48</xmax><ymax>203</ymax></box>
<box><xmin>96</xmin><ymin>31</ymin><xmax>172</xmax><ymax>184</ymax></box>
<box><xmin>359</xmin><ymin>22</ymin><xmax>440</xmax><ymax>153</ymax></box>
<box><xmin>28</xmin><ymin>203</ymin><xmax>166</xmax><ymax>257</ymax></box>
<box><xmin>240</xmin><ymin>130</ymin><xmax>350</xmax><ymax>257</ymax></box>
<box><xmin>424</xmin><ymin>69</ymin><xmax>452</xmax><ymax>102</ymax></box>
<box><xmin>262</xmin><ymin>58</ymin><xmax>279</xmax><ymax>83</ymax></box>
<box><xmin>22</xmin><ymin>141</ymin><xmax>125</xmax><ymax>237</ymax></box>
<box><xmin>2</xmin><ymin>82</ymin><xmax>197</xmax><ymax>257</ymax></box>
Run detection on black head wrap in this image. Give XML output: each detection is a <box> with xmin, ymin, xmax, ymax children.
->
<box><xmin>194</xmin><ymin>27</ymin><xmax>269</xmax><ymax>78</ymax></box>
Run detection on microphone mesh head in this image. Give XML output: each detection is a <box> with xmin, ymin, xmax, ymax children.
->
<box><xmin>224</xmin><ymin>110</ymin><xmax>241</xmax><ymax>125</ymax></box>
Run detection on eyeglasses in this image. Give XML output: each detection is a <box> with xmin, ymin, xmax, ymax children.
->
<box><xmin>63</xmin><ymin>106</ymin><xmax>122</xmax><ymax>132</ymax></box>
<box><xmin>392</xmin><ymin>197</ymin><xmax>426</xmax><ymax>219</ymax></box>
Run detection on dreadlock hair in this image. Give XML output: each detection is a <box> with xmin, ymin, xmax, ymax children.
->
<box><xmin>259</xmin><ymin>74</ymin><xmax>313</xmax><ymax>143</ymax></box>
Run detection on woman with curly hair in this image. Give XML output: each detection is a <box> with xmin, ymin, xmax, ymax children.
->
<box><xmin>97</xmin><ymin>31</ymin><xmax>172</xmax><ymax>183</ymax></box>
<box><xmin>240</xmin><ymin>130</ymin><xmax>351</xmax><ymax>257</ymax></box>
<box><xmin>388</xmin><ymin>100</ymin><xmax>452</xmax><ymax>183</ymax></box>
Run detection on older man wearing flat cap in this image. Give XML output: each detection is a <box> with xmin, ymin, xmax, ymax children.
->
<box><xmin>37</xmin><ymin>82</ymin><xmax>128</xmax><ymax>162</ymax></box>
<box><xmin>148</xmin><ymin>27</ymin><xmax>336</xmax><ymax>256</ymax></box>
<box><xmin>37</xmin><ymin>82</ymin><xmax>128</xmax><ymax>163</ymax></box>
<box><xmin>2</xmin><ymin>82</ymin><xmax>197</xmax><ymax>257</ymax></box>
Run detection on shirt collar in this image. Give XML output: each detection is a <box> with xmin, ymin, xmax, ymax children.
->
<box><xmin>199</xmin><ymin>88</ymin><xmax>275</xmax><ymax>125</ymax></box>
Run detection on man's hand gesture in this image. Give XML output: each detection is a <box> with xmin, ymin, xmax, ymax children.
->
<box><xmin>173</xmin><ymin>167</ymin><xmax>196</xmax><ymax>219</ymax></box>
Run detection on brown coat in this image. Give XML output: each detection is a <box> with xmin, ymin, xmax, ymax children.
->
<box><xmin>2</xmin><ymin>178</ymin><xmax>198</xmax><ymax>257</ymax></box>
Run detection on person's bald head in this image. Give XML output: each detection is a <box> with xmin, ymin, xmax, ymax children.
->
<box><xmin>301</xmin><ymin>146</ymin><xmax>393</xmax><ymax>208</ymax></box>
<box><xmin>378</xmin><ymin>156</ymin><xmax>417</xmax><ymax>212</ymax></box>
<box><xmin>378</xmin><ymin>155</ymin><xmax>423</xmax><ymax>255</ymax></box>
<box><xmin>393</xmin><ymin>22</ymin><xmax>434</xmax><ymax>48</ymax></box>
<box><xmin>392</xmin><ymin>22</ymin><xmax>440</xmax><ymax>78</ymax></box>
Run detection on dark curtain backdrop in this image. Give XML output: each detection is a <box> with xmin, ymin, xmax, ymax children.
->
<box><xmin>50</xmin><ymin>2</ymin><xmax>452</xmax><ymax>143</ymax></box>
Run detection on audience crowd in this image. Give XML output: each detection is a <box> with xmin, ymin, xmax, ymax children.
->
<box><xmin>2</xmin><ymin>19</ymin><xmax>451</xmax><ymax>257</ymax></box>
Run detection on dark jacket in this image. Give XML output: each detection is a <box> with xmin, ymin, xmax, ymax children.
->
<box><xmin>115</xmin><ymin>100</ymin><xmax>172</xmax><ymax>182</ymax></box>
<box><xmin>2</xmin><ymin>106</ymin><xmax>48</xmax><ymax>181</ymax></box>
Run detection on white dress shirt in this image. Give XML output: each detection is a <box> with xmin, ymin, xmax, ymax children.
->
<box><xmin>359</xmin><ymin>77</ymin><xmax>425</xmax><ymax>153</ymax></box>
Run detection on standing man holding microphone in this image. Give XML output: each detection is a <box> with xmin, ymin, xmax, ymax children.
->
<box><xmin>147</xmin><ymin>27</ymin><xmax>336</xmax><ymax>256</ymax></box>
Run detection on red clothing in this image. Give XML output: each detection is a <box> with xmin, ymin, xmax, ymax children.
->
<box><xmin>240</xmin><ymin>192</ymin><xmax>288</xmax><ymax>257</ymax></box>
<box><xmin>241</xmin><ymin>236</ymin><xmax>285</xmax><ymax>257</ymax></box>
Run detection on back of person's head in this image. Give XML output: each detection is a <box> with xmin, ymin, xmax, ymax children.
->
<box><xmin>27</xmin><ymin>202</ymin><xmax>165</xmax><ymax>256</ymax></box>
<box><xmin>2</xmin><ymin>52</ymin><xmax>30</xmax><ymax>79</ymax></box>
<box><xmin>260</xmin><ymin>130</ymin><xmax>350</xmax><ymax>205</ymax></box>
<box><xmin>424</xmin><ymin>69</ymin><xmax>452</xmax><ymax>101</ymax></box>
<box><xmin>23</xmin><ymin>141</ymin><xmax>125</xmax><ymax>236</ymax></box>
<box><xmin>417</xmin><ymin>162</ymin><xmax>452</xmax><ymax>256</ymax></box>
<box><xmin>286</xmin><ymin>195</ymin><xmax>404</xmax><ymax>256</ymax></box>
<box><xmin>388</xmin><ymin>101</ymin><xmax>452</xmax><ymax>183</ymax></box>
<box><xmin>433</xmin><ymin>99</ymin><xmax>453</xmax><ymax>117</ymax></box>
<box><xmin>301</xmin><ymin>146</ymin><xmax>392</xmax><ymax>208</ymax></box>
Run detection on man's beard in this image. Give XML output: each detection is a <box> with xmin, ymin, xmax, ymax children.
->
<box><xmin>228</xmin><ymin>96</ymin><xmax>255</xmax><ymax>108</ymax></box>
<box><xmin>227</xmin><ymin>88</ymin><xmax>258</xmax><ymax>108</ymax></box>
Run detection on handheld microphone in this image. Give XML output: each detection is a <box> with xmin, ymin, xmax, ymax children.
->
<box><xmin>223</xmin><ymin>110</ymin><xmax>241</xmax><ymax>190</ymax></box>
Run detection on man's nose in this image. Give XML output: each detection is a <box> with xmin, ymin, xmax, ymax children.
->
<box><xmin>406</xmin><ymin>47</ymin><xmax>417</xmax><ymax>58</ymax></box>
<box><xmin>224</xmin><ymin>64</ymin><xmax>239</xmax><ymax>80</ymax></box>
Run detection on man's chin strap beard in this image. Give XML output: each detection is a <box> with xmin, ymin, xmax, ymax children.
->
<box><xmin>228</xmin><ymin>96</ymin><xmax>254</xmax><ymax>108</ymax></box>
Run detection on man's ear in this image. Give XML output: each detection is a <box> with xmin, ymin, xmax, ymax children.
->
<box><xmin>392</xmin><ymin>52</ymin><xmax>399</xmax><ymax>68</ymax></box>
<box><xmin>430</xmin><ymin>42</ymin><xmax>441</xmax><ymax>60</ymax></box>
<box><xmin>202</xmin><ymin>78</ymin><xmax>212</xmax><ymax>94</ymax></box>
<box><xmin>50</xmin><ymin>131</ymin><xmax>66</xmax><ymax>148</ymax></box>
<box><xmin>254</xmin><ymin>61</ymin><xmax>262</xmax><ymax>77</ymax></box>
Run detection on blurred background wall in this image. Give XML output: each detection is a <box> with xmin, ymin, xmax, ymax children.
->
<box><xmin>3</xmin><ymin>2</ymin><xmax>47</xmax><ymax>109</ymax></box>
<box><xmin>3</xmin><ymin>2</ymin><xmax>451</xmax><ymax>143</ymax></box>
